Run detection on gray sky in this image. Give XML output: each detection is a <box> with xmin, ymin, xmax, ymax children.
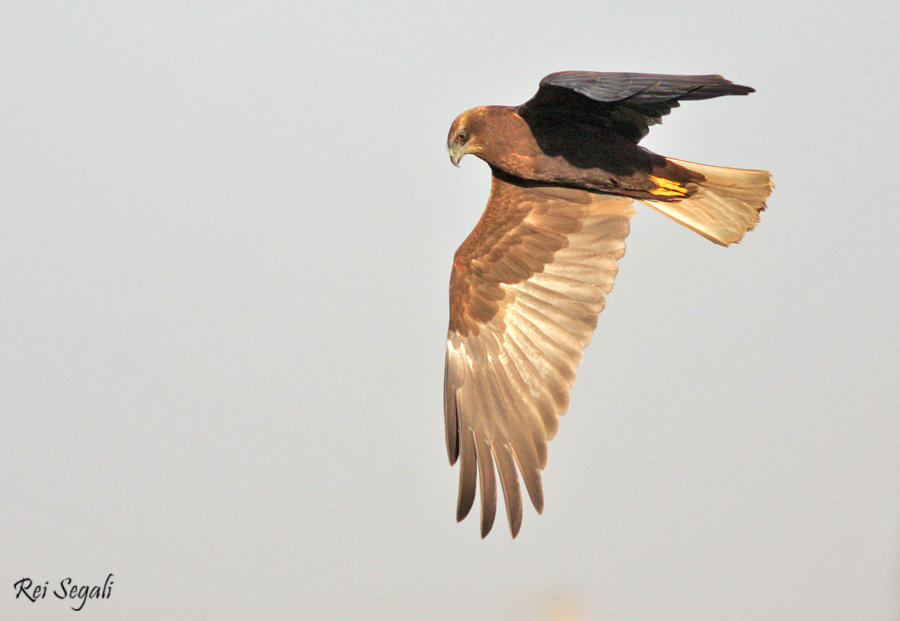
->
<box><xmin>2</xmin><ymin>1</ymin><xmax>899</xmax><ymax>619</ymax></box>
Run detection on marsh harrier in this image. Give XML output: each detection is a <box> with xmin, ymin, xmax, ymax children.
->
<box><xmin>444</xmin><ymin>71</ymin><xmax>772</xmax><ymax>537</ymax></box>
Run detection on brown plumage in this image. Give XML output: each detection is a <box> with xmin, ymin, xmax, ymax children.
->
<box><xmin>444</xmin><ymin>71</ymin><xmax>773</xmax><ymax>537</ymax></box>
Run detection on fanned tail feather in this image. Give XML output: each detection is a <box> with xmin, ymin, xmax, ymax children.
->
<box><xmin>641</xmin><ymin>158</ymin><xmax>773</xmax><ymax>246</ymax></box>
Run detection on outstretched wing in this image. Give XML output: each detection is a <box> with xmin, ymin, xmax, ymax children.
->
<box><xmin>519</xmin><ymin>71</ymin><xmax>755</xmax><ymax>142</ymax></box>
<box><xmin>445</xmin><ymin>173</ymin><xmax>635</xmax><ymax>537</ymax></box>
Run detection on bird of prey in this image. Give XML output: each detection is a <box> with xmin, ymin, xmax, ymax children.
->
<box><xmin>444</xmin><ymin>71</ymin><xmax>772</xmax><ymax>538</ymax></box>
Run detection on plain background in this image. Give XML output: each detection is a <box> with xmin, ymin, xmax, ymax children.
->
<box><xmin>2</xmin><ymin>2</ymin><xmax>898</xmax><ymax>619</ymax></box>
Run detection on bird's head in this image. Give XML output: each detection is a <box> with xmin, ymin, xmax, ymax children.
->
<box><xmin>447</xmin><ymin>108</ymin><xmax>488</xmax><ymax>166</ymax></box>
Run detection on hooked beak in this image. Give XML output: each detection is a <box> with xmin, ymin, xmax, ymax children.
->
<box><xmin>449</xmin><ymin>145</ymin><xmax>464</xmax><ymax>167</ymax></box>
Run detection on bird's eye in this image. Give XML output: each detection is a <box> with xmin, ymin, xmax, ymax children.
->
<box><xmin>456</xmin><ymin>130</ymin><xmax>467</xmax><ymax>143</ymax></box>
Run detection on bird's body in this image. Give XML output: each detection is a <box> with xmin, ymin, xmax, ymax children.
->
<box><xmin>444</xmin><ymin>71</ymin><xmax>772</xmax><ymax>538</ymax></box>
<box><xmin>452</xmin><ymin>105</ymin><xmax>697</xmax><ymax>200</ymax></box>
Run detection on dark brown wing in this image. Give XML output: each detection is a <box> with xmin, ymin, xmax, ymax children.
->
<box><xmin>518</xmin><ymin>71</ymin><xmax>755</xmax><ymax>142</ymax></box>
<box><xmin>445</xmin><ymin>173</ymin><xmax>635</xmax><ymax>537</ymax></box>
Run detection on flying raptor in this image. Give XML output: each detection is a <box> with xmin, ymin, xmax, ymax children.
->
<box><xmin>443</xmin><ymin>71</ymin><xmax>773</xmax><ymax>538</ymax></box>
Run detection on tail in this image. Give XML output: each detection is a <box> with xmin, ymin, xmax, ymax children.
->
<box><xmin>641</xmin><ymin>158</ymin><xmax>773</xmax><ymax>246</ymax></box>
